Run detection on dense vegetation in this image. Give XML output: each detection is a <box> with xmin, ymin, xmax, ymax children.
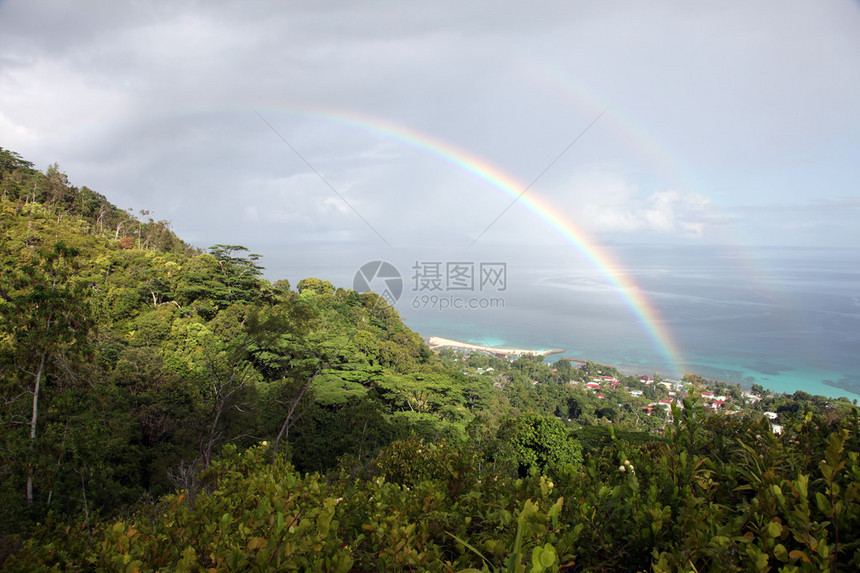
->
<box><xmin>1</xmin><ymin>147</ymin><xmax>859</xmax><ymax>571</ymax></box>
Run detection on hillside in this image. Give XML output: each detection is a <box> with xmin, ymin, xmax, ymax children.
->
<box><xmin>1</xmin><ymin>147</ymin><xmax>859</xmax><ymax>571</ymax></box>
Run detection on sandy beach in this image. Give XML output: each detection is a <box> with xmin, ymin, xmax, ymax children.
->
<box><xmin>427</xmin><ymin>336</ymin><xmax>563</xmax><ymax>358</ymax></box>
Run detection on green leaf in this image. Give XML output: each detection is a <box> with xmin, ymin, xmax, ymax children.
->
<box><xmin>547</xmin><ymin>496</ymin><xmax>564</xmax><ymax>522</ymax></box>
<box><xmin>774</xmin><ymin>543</ymin><xmax>788</xmax><ymax>562</ymax></box>
<box><xmin>796</xmin><ymin>474</ymin><xmax>809</xmax><ymax>499</ymax></box>
<box><xmin>820</xmin><ymin>462</ymin><xmax>833</xmax><ymax>481</ymax></box>
<box><xmin>754</xmin><ymin>551</ymin><xmax>768</xmax><ymax>572</ymax></box>
<box><xmin>767</xmin><ymin>520</ymin><xmax>782</xmax><ymax>538</ymax></box>
<box><xmin>446</xmin><ymin>532</ymin><xmax>493</xmax><ymax>571</ymax></box>
<box><xmin>815</xmin><ymin>492</ymin><xmax>831</xmax><ymax>514</ymax></box>
<box><xmin>535</xmin><ymin>543</ymin><xmax>557</xmax><ymax>569</ymax></box>
<box><xmin>247</xmin><ymin>537</ymin><xmax>267</xmax><ymax>551</ymax></box>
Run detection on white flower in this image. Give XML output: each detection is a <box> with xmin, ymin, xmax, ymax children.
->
<box><xmin>623</xmin><ymin>460</ymin><xmax>630</xmax><ymax>467</ymax></box>
<box><xmin>619</xmin><ymin>465</ymin><xmax>626</xmax><ymax>473</ymax></box>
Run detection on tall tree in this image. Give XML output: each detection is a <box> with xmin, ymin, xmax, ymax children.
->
<box><xmin>0</xmin><ymin>242</ymin><xmax>93</xmax><ymax>506</ymax></box>
<box><xmin>194</xmin><ymin>304</ymin><xmax>261</xmax><ymax>467</ymax></box>
<box><xmin>208</xmin><ymin>245</ymin><xmax>265</xmax><ymax>304</ymax></box>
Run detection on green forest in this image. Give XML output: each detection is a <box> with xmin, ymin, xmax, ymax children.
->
<box><xmin>1</xmin><ymin>146</ymin><xmax>859</xmax><ymax>571</ymax></box>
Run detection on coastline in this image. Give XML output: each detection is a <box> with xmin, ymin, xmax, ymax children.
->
<box><xmin>427</xmin><ymin>336</ymin><xmax>563</xmax><ymax>358</ymax></box>
<box><xmin>420</xmin><ymin>331</ymin><xmax>860</xmax><ymax>402</ymax></box>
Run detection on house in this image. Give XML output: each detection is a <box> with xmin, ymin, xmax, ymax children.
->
<box><xmin>701</xmin><ymin>391</ymin><xmax>715</xmax><ymax>399</ymax></box>
<box><xmin>628</xmin><ymin>390</ymin><xmax>643</xmax><ymax>398</ymax></box>
<box><xmin>600</xmin><ymin>376</ymin><xmax>619</xmax><ymax>386</ymax></box>
<box><xmin>586</xmin><ymin>382</ymin><xmax>601</xmax><ymax>389</ymax></box>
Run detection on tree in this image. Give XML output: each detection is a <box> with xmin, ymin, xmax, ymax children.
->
<box><xmin>0</xmin><ymin>147</ymin><xmax>37</xmax><ymax>203</ymax></box>
<box><xmin>0</xmin><ymin>242</ymin><xmax>93</xmax><ymax>506</ymax></box>
<box><xmin>554</xmin><ymin>358</ymin><xmax>573</xmax><ymax>379</ymax></box>
<box><xmin>194</xmin><ymin>329</ymin><xmax>259</xmax><ymax>467</ymax></box>
<box><xmin>208</xmin><ymin>245</ymin><xmax>264</xmax><ymax>303</ymax></box>
<box><xmin>683</xmin><ymin>373</ymin><xmax>708</xmax><ymax>390</ymax></box>
<box><xmin>297</xmin><ymin>277</ymin><xmax>335</xmax><ymax>296</ymax></box>
<box><xmin>272</xmin><ymin>279</ymin><xmax>291</xmax><ymax>295</ymax></box>
<box><xmin>594</xmin><ymin>406</ymin><xmax>618</xmax><ymax>421</ymax></box>
<box><xmin>176</xmin><ymin>246</ymin><xmax>265</xmax><ymax>313</ymax></box>
<box><xmin>498</xmin><ymin>413</ymin><xmax>582</xmax><ymax>477</ymax></box>
<box><xmin>559</xmin><ymin>396</ymin><xmax>582</xmax><ymax>419</ymax></box>
<box><xmin>228</xmin><ymin>299</ymin><xmax>332</xmax><ymax>458</ymax></box>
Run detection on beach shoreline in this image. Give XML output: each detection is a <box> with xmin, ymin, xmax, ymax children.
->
<box><xmin>427</xmin><ymin>336</ymin><xmax>563</xmax><ymax>358</ymax></box>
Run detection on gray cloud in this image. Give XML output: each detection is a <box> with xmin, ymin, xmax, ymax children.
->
<box><xmin>1</xmin><ymin>0</ymin><xmax>858</xmax><ymax>259</ymax></box>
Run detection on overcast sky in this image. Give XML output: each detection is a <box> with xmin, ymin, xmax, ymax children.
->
<box><xmin>2</xmin><ymin>0</ymin><xmax>859</xmax><ymax>281</ymax></box>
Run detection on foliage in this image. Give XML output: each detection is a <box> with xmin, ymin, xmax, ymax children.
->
<box><xmin>498</xmin><ymin>413</ymin><xmax>583</xmax><ymax>477</ymax></box>
<box><xmin>3</xmin><ymin>147</ymin><xmax>860</xmax><ymax>571</ymax></box>
<box><xmin>8</xmin><ymin>409</ymin><xmax>860</xmax><ymax>571</ymax></box>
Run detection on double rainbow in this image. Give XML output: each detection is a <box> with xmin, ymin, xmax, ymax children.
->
<box><xmin>260</xmin><ymin>104</ymin><xmax>685</xmax><ymax>377</ymax></box>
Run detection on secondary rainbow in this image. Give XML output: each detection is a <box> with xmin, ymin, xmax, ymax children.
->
<box><xmin>521</xmin><ymin>63</ymin><xmax>788</xmax><ymax>307</ymax></box>
<box><xmin>261</xmin><ymin>103</ymin><xmax>685</xmax><ymax>376</ymax></box>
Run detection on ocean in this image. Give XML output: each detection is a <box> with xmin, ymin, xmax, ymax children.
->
<box><xmin>394</xmin><ymin>244</ymin><xmax>860</xmax><ymax>402</ymax></box>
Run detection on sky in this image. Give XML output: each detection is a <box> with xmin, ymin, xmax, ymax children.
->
<box><xmin>1</xmin><ymin>0</ymin><xmax>859</xmax><ymax>275</ymax></box>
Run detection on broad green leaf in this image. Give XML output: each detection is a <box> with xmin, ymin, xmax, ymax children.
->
<box><xmin>773</xmin><ymin>543</ymin><xmax>788</xmax><ymax>562</ymax></box>
<box><xmin>767</xmin><ymin>521</ymin><xmax>782</xmax><ymax>538</ymax></box>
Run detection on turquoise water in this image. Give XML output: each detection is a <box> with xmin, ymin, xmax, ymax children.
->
<box><xmin>468</xmin><ymin>336</ymin><xmax>509</xmax><ymax>348</ymax></box>
<box><xmin>265</xmin><ymin>243</ymin><xmax>860</xmax><ymax>401</ymax></box>
<box><xmin>399</xmin><ymin>245</ymin><xmax>860</xmax><ymax>401</ymax></box>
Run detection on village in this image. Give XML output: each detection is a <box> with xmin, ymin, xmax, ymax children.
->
<box><xmin>436</xmin><ymin>342</ymin><xmax>791</xmax><ymax>434</ymax></box>
<box><xmin>574</xmin><ymin>371</ymin><xmax>782</xmax><ymax>432</ymax></box>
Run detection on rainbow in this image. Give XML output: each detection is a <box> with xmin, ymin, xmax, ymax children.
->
<box><xmin>510</xmin><ymin>65</ymin><xmax>805</xmax><ymax>366</ymax></box>
<box><xmin>520</xmin><ymin>63</ymin><xmax>783</xmax><ymax>296</ymax></box>
<box><xmin>258</xmin><ymin>103</ymin><xmax>685</xmax><ymax>377</ymax></box>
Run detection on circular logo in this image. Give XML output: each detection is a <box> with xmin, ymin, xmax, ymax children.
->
<box><xmin>353</xmin><ymin>260</ymin><xmax>403</xmax><ymax>305</ymax></box>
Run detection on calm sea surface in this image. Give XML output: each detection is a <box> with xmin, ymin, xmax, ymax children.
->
<box><xmin>398</xmin><ymin>245</ymin><xmax>860</xmax><ymax>401</ymax></box>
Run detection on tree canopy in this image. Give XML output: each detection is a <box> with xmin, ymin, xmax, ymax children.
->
<box><xmin>2</xmin><ymin>146</ymin><xmax>859</xmax><ymax>571</ymax></box>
